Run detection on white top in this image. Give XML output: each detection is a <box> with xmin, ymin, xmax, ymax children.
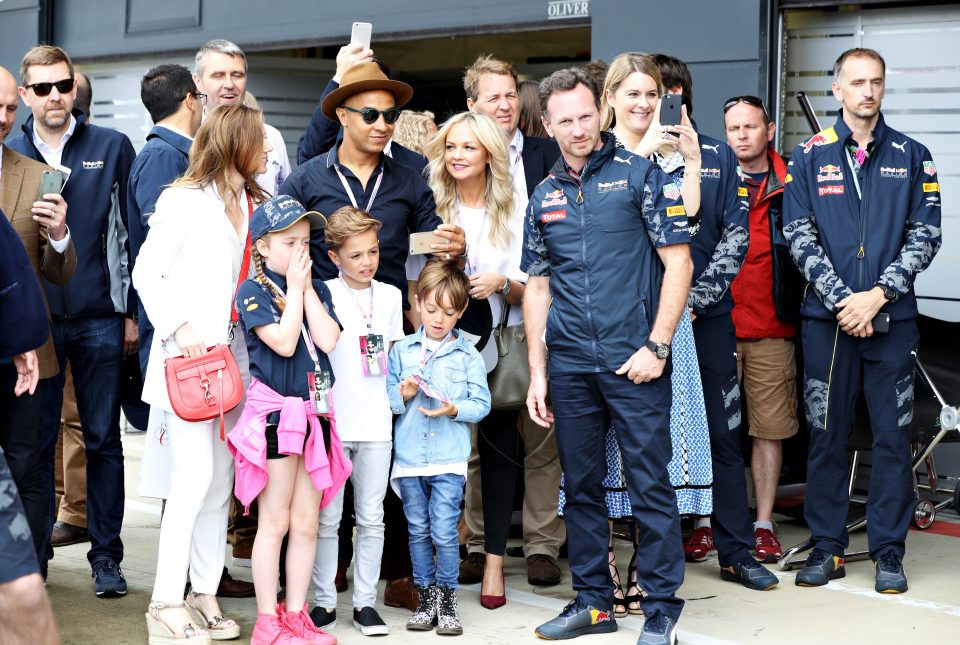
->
<box><xmin>325</xmin><ymin>278</ymin><xmax>405</xmax><ymax>442</ymax></box>
<box><xmin>459</xmin><ymin>201</ymin><xmax>526</xmax><ymax>326</ymax></box>
<box><xmin>32</xmin><ymin>115</ymin><xmax>76</xmax><ymax>170</ymax></box>
<box><xmin>132</xmin><ymin>182</ymin><xmax>249</xmax><ymax>411</ymax></box>
<box><xmin>508</xmin><ymin>129</ymin><xmax>527</xmax><ymax>204</ymax></box>
<box><xmin>257</xmin><ymin>122</ymin><xmax>291</xmax><ymax>197</ymax></box>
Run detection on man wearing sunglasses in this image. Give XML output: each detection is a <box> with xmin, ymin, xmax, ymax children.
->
<box><xmin>7</xmin><ymin>45</ymin><xmax>136</xmax><ymax>599</ymax></box>
<box><xmin>280</xmin><ymin>61</ymin><xmax>464</xmax><ymax>301</ymax></box>
<box><xmin>650</xmin><ymin>54</ymin><xmax>780</xmax><ymax>591</ymax></box>
<box><xmin>724</xmin><ymin>95</ymin><xmax>803</xmax><ymax>564</ymax></box>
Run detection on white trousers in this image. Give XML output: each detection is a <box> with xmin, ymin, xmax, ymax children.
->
<box><xmin>151</xmin><ymin>411</ymin><xmax>235</xmax><ymax>602</ymax></box>
<box><xmin>312</xmin><ymin>440</ymin><xmax>392</xmax><ymax>609</ymax></box>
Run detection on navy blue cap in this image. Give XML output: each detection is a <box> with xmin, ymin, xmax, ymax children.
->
<box><xmin>250</xmin><ymin>195</ymin><xmax>326</xmax><ymax>242</ymax></box>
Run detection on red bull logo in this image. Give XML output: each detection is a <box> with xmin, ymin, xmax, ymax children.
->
<box><xmin>802</xmin><ymin>127</ymin><xmax>838</xmax><ymax>154</ymax></box>
<box><xmin>590</xmin><ymin>609</ymin><xmax>612</xmax><ymax>624</ymax></box>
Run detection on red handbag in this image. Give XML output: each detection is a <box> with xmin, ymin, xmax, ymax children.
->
<box><xmin>163</xmin><ymin>193</ymin><xmax>254</xmax><ymax>439</ymax></box>
<box><xmin>164</xmin><ymin>344</ymin><xmax>243</xmax><ymax>439</ymax></box>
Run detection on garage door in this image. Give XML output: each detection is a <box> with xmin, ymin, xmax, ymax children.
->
<box><xmin>780</xmin><ymin>5</ymin><xmax>960</xmax><ymax>321</ymax></box>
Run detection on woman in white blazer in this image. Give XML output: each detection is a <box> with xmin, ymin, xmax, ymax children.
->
<box><xmin>133</xmin><ymin>104</ymin><xmax>271</xmax><ymax>644</ymax></box>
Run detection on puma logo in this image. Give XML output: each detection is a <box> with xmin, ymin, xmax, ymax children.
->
<box><xmin>701</xmin><ymin>144</ymin><xmax>719</xmax><ymax>153</ymax></box>
<box><xmin>613</xmin><ymin>155</ymin><xmax>632</xmax><ymax>165</ymax></box>
<box><xmin>892</xmin><ymin>141</ymin><xmax>907</xmax><ymax>152</ymax></box>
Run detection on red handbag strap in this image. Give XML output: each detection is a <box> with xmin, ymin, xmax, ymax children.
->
<box><xmin>230</xmin><ymin>192</ymin><xmax>255</xmax><ymax>327</ymax></box>
<box><xmin>218</xmin><ymin>369</ymin><xmax>226</xmax><ymax>440</ymax></box>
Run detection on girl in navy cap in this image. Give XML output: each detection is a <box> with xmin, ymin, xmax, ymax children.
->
<box><xmin>227</xmin><ymin>195</ymin><xmax>349</xmax><ymax>645</ymax></box>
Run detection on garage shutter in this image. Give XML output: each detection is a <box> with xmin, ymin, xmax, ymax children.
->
<box><xmin>781</xmin><ymin>5</ymin><xmax>960</xmax><ymax>321</ymax></box>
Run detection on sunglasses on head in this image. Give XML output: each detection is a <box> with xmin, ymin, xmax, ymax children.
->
<box><xmin>723</xmin><ymin>95</ymin><xmax>769</xmax><ymax>118</ymax></box>
<box><xmin>344</xmin><ymin>106</ymin><xmax>403</xmax><ymax>125</ymax></box>
<box><xmin>25</xmin><ymin>78</ymin><xmax>75</xmax><ymax>97</ymax></box>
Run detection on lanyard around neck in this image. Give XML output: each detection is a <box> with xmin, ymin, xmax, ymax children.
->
<box><xmin>335</xmin><ymin>164</ymin><xmax>385</xmax><ymax>212</ymax></box>
<box><xmin>258</xmin><ymin>275</ymin><xmax>322</xmax><ymax>370</ymax></box>
<box><xmin>338</xmin><ymin>275</ymin><xmax>375</xmax><ymax>331</ymax></box>
<box><xmin>419</xmin><ymin>332</ymin><xmax>453</xmax><ymax>370</ymax></box>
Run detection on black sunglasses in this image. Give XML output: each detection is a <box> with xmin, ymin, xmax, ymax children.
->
<box><xmin>344</xmin><ymin>106</ymin><xmax>403</xmax><ymax>125</ymax></box>
<box><xmin>723</xmin><ymin>95</ymin><xmax>769</xmax><ymax>118</ymax></box>
<box><xmin>25</xmin><ymin>78</ymin><xmax>75</xmax><ymax>97</ymax></box>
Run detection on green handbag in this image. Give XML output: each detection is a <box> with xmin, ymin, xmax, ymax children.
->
<box><xmin>487</xmin><ymin>304</ymin><xmax>530</xmax><ymax>411</ymax></box>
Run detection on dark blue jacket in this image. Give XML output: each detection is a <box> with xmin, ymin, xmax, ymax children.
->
<box><xmin>126</xmin><ymin>126</ymin><xmax>192</xmax><ymax>309</ymax></box>
<box><xmin>0</xmin><ymin>209</ymin><xmax>49</xmax><ymax>358</ymax></box>
<box><xmin>782</xmin><ymin>111</ymin><xmax>942</xmax><ymax>321</ymax></box>
<box><xmin>519</xmin><ymin>134</ymin><xmax>561</xmax><ymax>198</ymax></box>
<box><xmin>297</xmin><ymin>79</ymin><xmax>428</xmax><ymax>173</ymax></box>
<box><xmin>279</xmin><ymin>144</ymin><xmax>441</xmax><ymax>302</ymax></box>
<box><xmin>521</xmin><ymin>133</ymin><xmax>691</xmax><ymax>375</ymax></box>
<box><xmin>687</xmin><ymin>133</ymin><xmax>749</xmax><ymax>319</ymax></box>
<box><xmin>7</xmin><ymin>110</ymin><xmax>136</xmax><ymax>318</ymax></box>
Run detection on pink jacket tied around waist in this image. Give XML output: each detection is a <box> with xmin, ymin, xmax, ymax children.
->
<box><xmin>228</xmin><ymin>379</ymin><xmax>351</xmax><ymax>513</ymax></box>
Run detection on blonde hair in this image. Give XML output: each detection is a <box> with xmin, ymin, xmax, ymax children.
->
<box><xmin>325</xmin><ymin>206</ymin><xmax>382</xmax><ymax>249</ymax></box>
<box><xmin>20</xmin><ymin>45</ymin><xmax>74</xmax><ymax>86</ymax></box>
<box><xmin>425</xmin><ymin>112</ymin><xmax>515</xmax><ymax>249</ymax></box>
<box><xmin>463</xmin><ymin>55</ymin><xmax>518</xmax><ymax>102</ymax></box>
<box><xmin>600</xmin><ymin>53</ymin><xmax>663</xmax><ymax>131</ymax></box>
<box><xmin>417</xmin><ymin>260</ymin><xmax>470</xmax><ymax>312</ymax></box>
<box><xmin>170</xmin><ymin>104</ymin><xmax>270</xmax><ymax>203</ymax></box>
<box><xmin>391</xmin><ymin>110</ymin><xmax>435</xmax><ymax>155</ymax></box>
<box><xmin>251</xmin><ymin>246</ymin><xmax>285</xmax><ymax>313</ymax></box>
<box><xmin>243</xmin><ymin>91</ymin><xmax>261</xmax><ymax>111</ymax></box>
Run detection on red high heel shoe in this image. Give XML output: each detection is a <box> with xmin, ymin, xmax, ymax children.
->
<box><xmin>480</xmin><ymin>565</ymin><xmax>506</xmax><ymax>610</ymax></box>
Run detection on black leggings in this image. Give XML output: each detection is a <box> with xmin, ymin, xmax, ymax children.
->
<box><xmin>479</xmin><ymin>409</ymin><xmax>520</xmax><ymax>556</ymax></box>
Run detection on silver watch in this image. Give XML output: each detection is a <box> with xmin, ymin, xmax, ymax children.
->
<box><xmin>500</xmin><ymin>276</ymin><xmax>511</xmax><ymax>297</ymax></box>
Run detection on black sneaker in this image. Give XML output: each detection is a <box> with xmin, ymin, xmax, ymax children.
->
<box><xmin>310</xmin><ymin>606</ymin><xmax>337</xmax><ymax>630</ymax></box>
<box><xmin>638</xmin><ymin>611</ymin><xmax>678</xmax><ymax>645</ymax></box>
<box><xmin>795</xmin><ymin>547</ymin><xmax>845</xmax><ymax>587</ymax></box>
<box><xmin>353</xmin><ymin>606</ymin><xmax>389</xmax><ymax>636</ymax></box>
<box><xmin>719</xmin><ymin>557</ymin><xmax>779</xmax><ymax>591</ymax></box>
<box><xmin>534</xmin><ymin>596</ymin><xmax>617</xmax><ymax>640</ymax></box>
<box><xmin>874</xmin><ymin>552</ymin><xmax>908</xmax><ymax>594</ymax></box>
<box><xmin>92</xmin><ymin>559</ymin><xmax>127</xmax><ymax>597</ymax></box>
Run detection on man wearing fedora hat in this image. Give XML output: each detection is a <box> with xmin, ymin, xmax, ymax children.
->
<box><xmin>280</xmin><ymin>59</ymin><xmax>465</xmax><ymax>632</ymax></box>
<box><xmin>297</xmin><ymin>43</ymin><xmax>428</xmax><ymax>174</ymax></box>
<box><xmin>280</xmin><ymin>61</ymin><xmax>464</xmax><ymax>301</ymax></box>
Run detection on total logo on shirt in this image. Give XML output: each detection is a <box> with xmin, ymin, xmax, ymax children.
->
<box><xmin>818</xmin><ymin>185</ymin><xmax>844</xmax><ymax>196</ymax></box>
<box><xmin>541</xmin><ymin>210</ymin><xmax>567</xmax><ymax>223</ymax></box>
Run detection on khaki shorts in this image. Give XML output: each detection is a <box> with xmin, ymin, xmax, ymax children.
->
<box><xmin>736</xmin><ymin>337</ymin><xmax>799</xmax><ymax>440</ymax></box>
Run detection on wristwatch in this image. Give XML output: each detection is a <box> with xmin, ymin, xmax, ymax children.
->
<box><xmin>644</xmin><ymin>339</ymin><xmax>671</xmax><ymax>360</ymax></box>
<box><xmin>876</xmin><ymin>282</ymin><xmax>897</xmax><ymax>302</ymax></box>
<box><xmin>500</xmin><ymin>276</ymin><xmax>511</xmax><ymax>297</ymax></box>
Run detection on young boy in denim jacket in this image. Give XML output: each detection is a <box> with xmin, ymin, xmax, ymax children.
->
<box><xmin>387</xmin><ymin>260</ymin><xmax>491</xmax><ymax>636</ymax></box>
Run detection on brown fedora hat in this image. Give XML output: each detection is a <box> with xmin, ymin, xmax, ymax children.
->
<box><xmin>321</xmin><ymin>61</ymin><xmax>414</xmax><ymax>121</ymax></box>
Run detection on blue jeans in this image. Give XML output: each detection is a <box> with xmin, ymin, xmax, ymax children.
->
<box><xmin>396</xmin><ymin>474</ymin><xmax>464</xmax><ymax>589</ymax></box>
<box><xmin>39</xmin><ymin>315</ymin><xmax>125</xmax><ymax>567</ymax></box>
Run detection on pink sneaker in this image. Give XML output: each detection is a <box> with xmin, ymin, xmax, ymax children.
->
<box><xmin>283</xmin><ymin>603</ymin><xmax>336</xmax><ymax>645</ymax></box>
<box><xmin>251</xmin><ymin>612</ymin><xmax>293</xmax><ymax>644</ymax></box>
<box><xmin>683</xmin><ymin>526</ymin><xmax>715</xmax><ymax>562</ymax></box>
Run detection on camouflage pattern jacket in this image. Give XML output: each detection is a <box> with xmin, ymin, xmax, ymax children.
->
<box><xmin>782</xmin><ymin>111</ymin><xmax>942</xmax><ymax>321</ymax></box>
<box><xmin>687</xmin><ymin>133</ymin><xmax>750</xmax><ymax>319</ymax></box>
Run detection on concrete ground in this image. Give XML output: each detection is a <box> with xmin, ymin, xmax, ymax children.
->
<box><xmin>44</xmin><ymin>432</ymin><xmax>960</xmax><ymax>644</ymax></box>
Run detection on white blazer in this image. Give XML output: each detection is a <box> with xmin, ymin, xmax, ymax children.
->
<box><xmin>132</xmin><ymin>182</ymin><xmax>249</xmax><ymax>411</ymax></box>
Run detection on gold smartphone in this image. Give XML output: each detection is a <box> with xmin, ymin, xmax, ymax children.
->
<box><xmin>409</xmin><ymin>231</ymin><xmax>447</xmax><ymax>255</ymax></box>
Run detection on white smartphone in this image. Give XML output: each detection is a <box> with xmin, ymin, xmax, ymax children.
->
<box><xmin>351</xmin><ymin>22</ymin><xmax>373</xmax><ymax>50</ymax></box>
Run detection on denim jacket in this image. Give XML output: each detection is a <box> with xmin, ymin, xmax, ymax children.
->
<box><xmin>387</xmin><ymin>327</ymin><xmax>491</xmax><ymax>468</ymax></box>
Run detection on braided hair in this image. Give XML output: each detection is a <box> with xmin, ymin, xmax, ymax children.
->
<box><xmin>251</xmin><ymin>245</ymin><xmax>286</xmax><ymax>314</ymax></box>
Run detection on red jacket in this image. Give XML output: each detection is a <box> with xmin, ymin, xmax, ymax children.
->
<box><xmin>731</xmin><ymin>148</ymin><xmax>797</xmax><ymax>339</ymax></box>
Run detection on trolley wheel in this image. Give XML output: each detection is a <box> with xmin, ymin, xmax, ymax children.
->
<box><xmin>912</xmin><ymin>499</ymin><xmax>936</xmax><ymax>530</ymax></box>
